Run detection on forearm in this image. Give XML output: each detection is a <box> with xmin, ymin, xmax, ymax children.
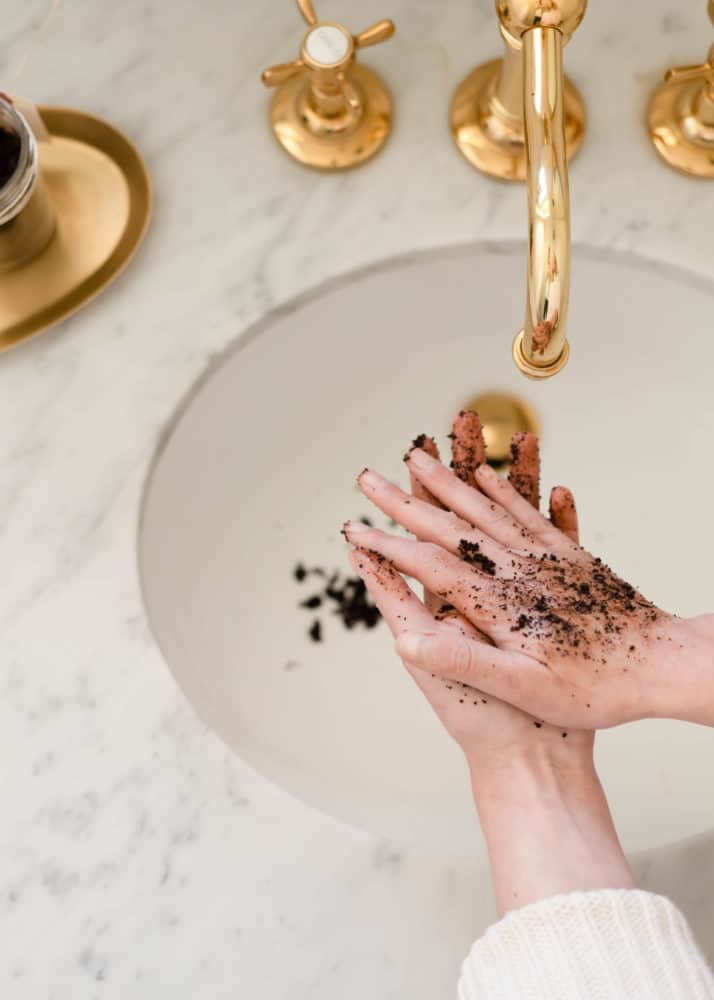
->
<box><xmin>469</xmin><ymin>747</ymin><xmax>635</xmax><ymax>917</ymax></box>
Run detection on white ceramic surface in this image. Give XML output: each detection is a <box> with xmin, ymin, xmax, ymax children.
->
<box><xmin>4</xmin><ymin>0</ymin><xmax>714</xmax><ymax>996</ymax></box>
<box><xmin>140</xmin><ymin>244</ymin><xmax>714</xmax><ymax>855</ymax></box>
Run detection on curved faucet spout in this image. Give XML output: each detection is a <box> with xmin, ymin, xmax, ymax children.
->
<box><xmin>450</xmin><ymin>0</ymin><xmax>586</xmax><ymax>376</ymax></box>
<box><xmin>513</xmin><ymin>26</ymin><xmax>571</xmax><ymax>378</ymax></box>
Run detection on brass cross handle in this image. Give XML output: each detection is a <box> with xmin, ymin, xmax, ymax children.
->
<box><xmin>260</xmin><ymin>0</ymin><xmax>396</xmax><ymax>171</ymax></box>
<box><xmin>261</xmin><ymin>0</ymin><xmax>395</xmax><ymax>111</ymax></box>
<box><xmin>648</xmin><ymin>4</ymin><xmax>714</xmax><ymax>180</ymax></box>
<box><xmin>665</xmin><ymin>44</ymin><xmax>714</xmax><ymax>91</ymax></box>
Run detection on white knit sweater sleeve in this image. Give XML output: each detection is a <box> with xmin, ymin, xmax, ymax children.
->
<box><xmin>459</xmin><ymin>890</ymin><xmax>714</xmax><ymax>1000</ymax></box>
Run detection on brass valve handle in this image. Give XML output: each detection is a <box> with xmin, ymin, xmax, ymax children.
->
<box><xmin>261</xmin><ymin>0</ymin><xmax>395</xmax><ymax>116</ymax></box>
<box><xmin>647</xmin><ymin>4</ymin><xmax>714</xmax><ymax>178</ymax></box>
<box><xmin>665</xmin><ymin>44</ymin><xmax>714</xmax><ymax>90</ymax></box>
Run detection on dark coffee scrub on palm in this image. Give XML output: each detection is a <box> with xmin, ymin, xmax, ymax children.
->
<box><xmin>467</xmin><ymin>551</ymin><xmax>664</xmax><ymax>664</ymax></box>
<box><xmin>458</xmin><ymin>538</ymin><xmax>497</xmax><ymax>576</ymax></box>
<box><xmin>0</xmin><ymin>127</ymin><xmax>21</xmax><ymax>189</ymax></box>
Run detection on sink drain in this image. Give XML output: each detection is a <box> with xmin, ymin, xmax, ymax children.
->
<box><xmin>462</xmin><ymin>392</ymin><xmax>539</xmax><ymax>469</ymax></box>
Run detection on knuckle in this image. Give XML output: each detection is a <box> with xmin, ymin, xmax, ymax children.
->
<box><xmin>489</xmin><ymin>507</ymin><xmax>520</xmax><ymax>534</ymax></box>
<box><xmin>446</xmin><ymin>510</ymin><xmax>470</xmax><ymax>532</ymax></box>
<box><xmin>448</xmin><ymin>639</ymin><xmax>473</xmax><ymax>677</ymax></box>
<box><xmin>417</xmin><ymin>541</ymin><xmax>443</xmax><ymax>567</ymax></box>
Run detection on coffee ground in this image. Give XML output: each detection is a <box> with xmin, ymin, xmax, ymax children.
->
<box><xmin>458</xmin><ymin>538</ymin><xmax>497</xmax><ymax>576</ymax></box>
<box><xmin>294</xmin><ymin>562</ymin><xmax>381</xmax><ymax>642</ymax></box>
<box><xmin>508</xmin><ymin>433</ymin><xmax>541</xmax><ymax>510</ymax></box>
<box><xmin>449</xmin><ymin>410</ymin><xmax>486</xmax><ymax>487</ymax></box>
<box><xmin>467</xmin><ymin>548</ymin><xmax>662</xmax><ymax>661</ymax></box>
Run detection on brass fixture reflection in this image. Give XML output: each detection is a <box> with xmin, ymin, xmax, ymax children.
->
<box><xmin>261</xmin><ymin>0</ymin><xmax>395</xmax><ymax>171</ymax></box>
<box><xmin>463</xmin><ymin>391</ymin><xmax>539</xmax><ymax>468</ymax></box>
<box><xmin>451</xmin><ymin>1</ymin><xmax>588</xmax><ymax>380</ymax></box>
<box><xmin>648</xmin><ymin>3</ymin><xmax>714</xmax><ymax>178</ymax></box>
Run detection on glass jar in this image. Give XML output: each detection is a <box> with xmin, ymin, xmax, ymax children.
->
<box><xmin>0</xmin><ymin>97</ymin><xmax>56</xmax><ymax>273</ymax></box>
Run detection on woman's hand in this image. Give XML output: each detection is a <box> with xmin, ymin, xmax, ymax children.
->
<box><xmin>350</xmin><ymin>548</ymin><xmax>593</xmax><ymax>764</ymax></box>
<box><xmin>345</xmin><ymin>440</ymin><xmax>714</xmax><ymax>730</ymax></box>
<box><xmin>349</xmin><ymin>412</ymin><xmax>635</xmax><ymax>915</ymax></box>
<box><xmin>349</xmin><ymin>411</ymin><xmax>592</xmax><ymax>766</ymax></box>
<box><xmin>350</xmin><ymin>547</ymin><xmax>635</xmax><ymax>914</ymax></box>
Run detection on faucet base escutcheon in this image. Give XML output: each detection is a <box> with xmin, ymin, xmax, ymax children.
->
<box><xmin>268</xmin><ymin>63</ymin><xmax>392</xmax><ymax>171</ymax></box>
<box><xmin>648</xmin><ymin>42</ymin><xmax>714</xmax><ymax>179</ymax></box>
<box><xmin>450</xmin><ymin>59</ymin><xmax>585</xmax><ymax>181</ymax></box>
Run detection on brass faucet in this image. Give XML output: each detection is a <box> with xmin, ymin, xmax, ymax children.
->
<box><xmin>451</xmin><ymin>1</ymin><xmax>588</xmax><ymax>379</ymax></box>
<box><xmin>261</xmin><ymin>0</ymin><xmax>395</xmax><ymax>171</ymax></box>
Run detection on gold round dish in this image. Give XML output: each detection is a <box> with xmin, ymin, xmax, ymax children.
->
<box><xmin>0</xmin><ymin>106</ymin><xmax>152</xmax><ymax>352</ymax></box>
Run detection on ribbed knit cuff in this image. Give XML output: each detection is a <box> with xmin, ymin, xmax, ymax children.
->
<box><xmin>459</xmin><ymin>890</ymin><xmax>714</xmax><ymax>1000</ymax></box>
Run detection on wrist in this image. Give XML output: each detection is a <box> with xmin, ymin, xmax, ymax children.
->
<box><xmin>466</xmin><ymin>732</ymin><xmax>594</xmax><ymax>790</ymax></box>
<box><xmin>468</xmin><ymin>743</ymin><xmax>634</xmax><ymax>915</ymax></box>
<box><xmin>468</xmin><ymin>743</ymin><xmax>600</xmax><ymax>831</ymax></box>
<box><xmin>649</xmin><ymin>614</ymin><xmax>714</xmax><ymax>725</ymax></box>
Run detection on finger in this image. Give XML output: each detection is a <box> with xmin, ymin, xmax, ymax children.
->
<box><xmin>343</xmin><ymin>523</ymin><xmax>503</xmax><ymax>633</ymax></box>
<box><xmin>405</xmin><ymin>448</ymin><xmax>528</xmax><ymax>548</ymax></box>
<box><xmin>450</xmin><ymin>410</ymin><xmax>486</xmax><ymax>487</ymax></box>
<box><xmin>475</xmin><ymin>462</ymin><xmax>573</xmax><ymax>548</ymax></box>
<box><xmin>437</xmin><ymin>605</ymin><xmax>487</xmax><ymax>640</ymax></box>
<box><xmin>348</xmin><ymin>548</ymin><xmax>434</xmax><ymax>635</ymax></box>
<box><xmin>407</xmin><ymin>434</ymin><xmax>443</xmax><ymax>509</ymax></box>
<box><xmin>350</xmin><ymin>550</ymin><xmax>483</xmax><ymax>706</ymax></box>
<box><xmin>448</xmin><ymin>413</ymin><xmax>499</xmax><ymax>643</ymax></box>
<box><xmin>350</xmin><ymin>550</ymin><xmax>482</xmax><ymax>643</ymax></box>
<box><xmin>357</xmin><ymin>469</ymin><xmax>504</xmax><ymax>565</ymax></box>
<box><xmin>508</xmin><ymin>432</ymin><xmax>540</xmax><ymax>510</ymax></box>
<box><xmin>395</xmin><ymin>629</ymin><xmax>545</xmax><ymax>710</ymax></box>
<box><xmin>550</xmin><ymin>486</ymin><xmax>580</xmax><ymax>544</ymax></box>
<box><xmin>407</xmin><ymin>435</ymin><xmax>443</xmax><ymax>612</ymax></box>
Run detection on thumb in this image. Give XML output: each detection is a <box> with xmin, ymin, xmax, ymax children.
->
<box><xmin>396</xmin><ymin>630</ymin><xmax>486</xmax><ymax>680</ymax></box>
<box><xmin>395</xmin><ymin>630</ymin><xmax>535</xmax><ymax>708</ymax></box>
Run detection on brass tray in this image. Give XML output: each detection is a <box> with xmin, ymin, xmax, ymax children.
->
<box><xmin>0</xmin><ymin>106</ymin><xmax>152</xmax><ymax>352</ymax></box>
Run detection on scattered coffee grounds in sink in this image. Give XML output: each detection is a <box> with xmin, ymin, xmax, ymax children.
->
<box><xmin>0</xmin><ymin>128</ymin><xmax>21</xmax><ymax>189</ymax></box>
<box><xmin>293</xmin><ymin>561</ymin><xmax>381</xmax><ymax>642</ymax></box>
<box><xmin>300</xmin><ymin>595</ymin><xmax>322</xmax><ymax>609</ymax></box>
<box><xmin>294</xmin><ymin>562</ymin><xmax>326</xmax><ymax>582</ymax></box>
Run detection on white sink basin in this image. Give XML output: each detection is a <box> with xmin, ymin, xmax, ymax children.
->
<box><xmin>139</xmin><ymin>245</ymin><xmax>714</xmax><ymax>855</ymax></box>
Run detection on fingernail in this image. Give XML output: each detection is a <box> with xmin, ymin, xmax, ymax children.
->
<box><xmin>358</xmin><ymin>468</ymin><xmax>382</xmax><ymax>490</ymax></box>
<box><xmin>476</xmin><ymin>463</ymin><xmax>495</xmax><ymax>479</ymax></box>
<box><xmin>344</xmin><ymin>520</ymin><xmax>370</xmax><ymax>537</ymax></box>
<box><xmin>396</xmin><ymin>631</ymin><xmax>433</xmax><ymax>662</ymax></box>
<box><xmin>406</xmin><ymin>447</ymin><xmax>430</xmax><ymax>469</ymax></box>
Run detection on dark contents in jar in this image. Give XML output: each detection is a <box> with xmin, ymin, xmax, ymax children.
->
<box><xmin>0</xmin><ymin>128</ymin><xmax>21</xmax><ymax>189</ymax></box>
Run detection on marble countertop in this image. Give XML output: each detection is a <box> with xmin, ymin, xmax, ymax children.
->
<box><xmin>2</xmin><ymin>1</ymin><xmax>714</xmax><ymax>996</ymax></box>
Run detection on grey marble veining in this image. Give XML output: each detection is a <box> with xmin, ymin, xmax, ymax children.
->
<box><xmin>1</xmin><ymin>0</ymin><xmax>713</xmax><ymax>997</ymax></box>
